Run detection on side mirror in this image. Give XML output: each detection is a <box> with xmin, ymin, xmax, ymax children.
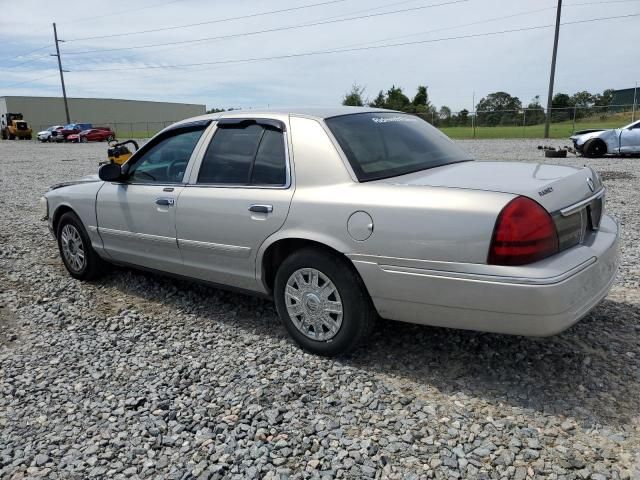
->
<box><xmin>99</xmin><ymin>162</ymin><xmax>122</xmax><ymax>182</ymax></box>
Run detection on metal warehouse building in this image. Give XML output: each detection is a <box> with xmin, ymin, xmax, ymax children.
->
<box><xmin>0</xmin><ymin>96</ymin><xmax>206</xmax><ymax>135</ymax></box>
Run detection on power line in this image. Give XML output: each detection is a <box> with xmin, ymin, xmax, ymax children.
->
<box><xmin>2</xmin><ymin>54</ymin><xmax>52</xmax><ymax>70</ymax></box>
<box><xmin>67</xmin><ymin>0</ymin><xmax>429</xmax><ymax>59</ymax></box>
<box><xmin>62</xmin><ymin>0</ymin><xmax>469</xmax><ymax>55</ymax></box>
<box><xmin>0</xmin><ymin>44</ymin><xmax>53</xmax><ymax>63</ymax></box>
<box><xmin>1</xmin><ymin>72</ymin><xmax>58</xmax><ymax>89</ymax></box>
<box><xmin>337</xmin><ymin>0</ymin><xmax>640</xmax><ymax>50</ymax></box>
<box><xmin>64</xmin><ymin>0</ymin><xmax>353</xmax><ymax>42</ymax></box>
<box><xmin>67</xmin><ymin>13</ymin><xmax>640</xmax><ymax>73</ymax></box>
<box><xmin>59</xmin><ymin>0</ymin><xmax>190</xmax><ymax>25</ymax></box>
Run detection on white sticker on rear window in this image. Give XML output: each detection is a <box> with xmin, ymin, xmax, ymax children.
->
<box><xmin>371</xmin><ymin>116</ymin><xmax>418</xmax><ymax>124</ymax></box>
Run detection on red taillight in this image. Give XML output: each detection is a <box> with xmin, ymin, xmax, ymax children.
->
<box><xmin>488</xmin><ymin>196</ymin><xmax>558</xmax><ymax>266</ymax></box>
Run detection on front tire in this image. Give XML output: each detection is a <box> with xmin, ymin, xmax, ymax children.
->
<box><xmin>583</xmin><ymin>139</ymin><xmax>607</xmax><ymax>158</ymax></box>
<box><xmin>274</xmin><ymin>248</ymin><xmax>376</xmax><ymax>356</ymax></box>
<box><xmin>56</xmin><ymin>212</ymin><xmax>107</xmax><ymax>280</ymax></box>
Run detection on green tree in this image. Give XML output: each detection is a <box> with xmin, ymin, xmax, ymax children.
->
<box><xmin>342</xmin><ymin>83</ymin><xmax>366</xmax><ymax>107</ymax></box>
<box><xmin>571</xmin><ymin>91</ymin><xmax>594</xmax><ymax>108</ymax></box>
<box><xmin>551</xmin><ymin>93</ymin><xmax>574</xmax><ymax>109</ymax></box>
<box><xmin>525</xmin><ymin>95</ymin><xmax>545</xmax><ymax>125</ymax></box>
<box><xmin>206</xmin><ymin>107</ymin><xmax>226</xmax><ymax>113</ymax></box>
<box><xmin>438</xmin><ymin>105</ymin><xmax>452</xmax><ymax>126</ymax></box>
<box><xmin>476</xmin><ymin>92</ymin><xmax>522</xmax><ymax>126</ymax></box>
<box><xmin>385</xmin><ymin>85</ymin><xmax>411</xmax><ymax>111</ymax></box>
<box><xmin>551</xmin><ymin>93</ymin><xmax>574</xmax><ymax>122</ymax></box>
<box><xmin>593</xmin><ymin>88</ymin><xmax>615</xmax><ymax>107</ymax></box>
<box><xmin>452</xmin><ymin>109</ymin><xmax>469</xmax><ymax>126</ymax></box>
<box><xmin>369</xmin><ymin>90</ymin><xmax>386</xmax><ymax>108</ymax></box>
<box><xmin>412</xmin><ymin>85</ymin><xmax>437</xmax><ymax>116</ymax></box>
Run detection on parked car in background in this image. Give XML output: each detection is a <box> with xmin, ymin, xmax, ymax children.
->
<box><xmin>79</xmin><ymin>127</ymin><xmax>115</xmax><ymax>143</ymax></box>
<box><xmin>41</xmin><ymin>108</ymin><xmax>619</xmax><ymax>356</ymax></box>
<box><xmin>570</xmin><ymin>119</ymin><xmax>640</xmax><ymax>157</ymax></box>
<box><xmin>37</xmin><ymin>125</ymin><xmax>64</xmax><ymax>142</ymax></box>
<box><xmin>53</xmin><ymin>123</ymin><xmax>93</xmax><ymax>142</ymax></box>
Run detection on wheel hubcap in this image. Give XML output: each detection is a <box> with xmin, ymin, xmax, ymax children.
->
<box><xmin>284</xmin><ymin>268</ymin><xmax>343</xmax><ymax>341</ymax></box>
<box><xmin>61</xmin><ymin>224</ymin><xmax>85</xmax><ymax>272</ymax></box>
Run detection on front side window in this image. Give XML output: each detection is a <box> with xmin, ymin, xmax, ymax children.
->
<box><xmin>325</xmin><ymin>112</ymin><xmax>472</xmax><ymax>181</ymax></box>
<box><xmin>197</xmin><ymin>122</ymin><xmax>287</xmax><ymax>186</ymax></box>
<box><xmin>127</xmin><ymin>128</ymin><xmax>205</xmax><ymax>184</ymax></box>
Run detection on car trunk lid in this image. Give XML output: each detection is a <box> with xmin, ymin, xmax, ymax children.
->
<box><xmin>382</xmin><ymin>160</ymin><xmax>601</xmax><ymax>213</ymax></box>
<box><xmin>383</xmin><ymin>160</ymin><xmax>604</xmax><ymax>255</ymax></box>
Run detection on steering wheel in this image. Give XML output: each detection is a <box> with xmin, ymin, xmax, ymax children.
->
<box><xmin>166</xmin><ymin>160</ymin><xmax>188</xmax><ymax>182</ymax></box>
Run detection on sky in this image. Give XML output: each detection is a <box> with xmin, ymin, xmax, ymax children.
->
<box><xmin>0</xmin><ymin>0</ymin><xmax>638</xmax><ymax>112</ymax></box>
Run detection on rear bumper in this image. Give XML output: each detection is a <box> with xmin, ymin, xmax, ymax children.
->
<box><xmin>351</xmin><ymin>214</ymin><xmax>619</xmax><ymax>336</ymax></box>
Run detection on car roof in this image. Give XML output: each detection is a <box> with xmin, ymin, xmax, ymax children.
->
<box><xmin>175</xmin><ymin>106</ymin><xmax>398</xmax><ymax>125</ymax></box>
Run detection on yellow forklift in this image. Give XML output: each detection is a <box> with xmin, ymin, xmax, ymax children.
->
<box><xmin>106</xmin><ymin>139</ymin><xmax>139</xmax><ymax>165</ymax></box>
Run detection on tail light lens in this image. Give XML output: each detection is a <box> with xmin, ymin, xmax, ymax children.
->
<box><xmin>488</xmin><ymin>196</ymin><xmax>558</xmax><ymax>266</ymax></box>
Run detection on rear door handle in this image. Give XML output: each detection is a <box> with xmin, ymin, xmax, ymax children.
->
<box><xmin>248</xmin><ymin>204</ymin><xmax>273</xmax><ymax>213</ymax></box>
<box><xmin>156</xmin><ymin>198</ymin><xmax>175</xmax><ymax>206</ymax></box>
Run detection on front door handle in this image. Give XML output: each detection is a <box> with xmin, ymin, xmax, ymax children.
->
<box><xmin>248</xmin><ymin>204</ymin><xmax>273</xmax><ymax>213</ymax></box>
<box><xmin>156</xmin><ymin>198</ymin><xmax>175</xmax><ymax>206</ymax></box>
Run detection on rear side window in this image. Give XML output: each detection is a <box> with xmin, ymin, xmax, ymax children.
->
<box><xmin>197</xmin><ymin>122</ymin><xmax>287</xmax><ymax>186</ymax></box>
<box><xmin>325</xmin><ymin>112</ymin><xmax>472</xmax><ymax>181</ymax></box>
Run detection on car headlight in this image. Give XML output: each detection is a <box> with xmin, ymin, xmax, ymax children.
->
<box><xmin>39</xmin><ymin>196</ymin><xmax>49</xmax><ymax>220</ymax></box>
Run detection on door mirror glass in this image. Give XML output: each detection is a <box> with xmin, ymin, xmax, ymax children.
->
<box><xmin>99</xmin><ymin>162</ymin><xmax>122</xmax><ymax>182</ymax></box>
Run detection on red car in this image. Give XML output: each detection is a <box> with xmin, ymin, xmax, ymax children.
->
<box><xmin>70</xmin><ymin>128</ymin><xmax>115</xmax><ymax>143</ymax></box>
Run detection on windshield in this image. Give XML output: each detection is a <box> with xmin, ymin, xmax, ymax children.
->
<box><xmin>325</xmin><ymin>112</ymin><xmax>472</xmax><ymax>181</ymax></box>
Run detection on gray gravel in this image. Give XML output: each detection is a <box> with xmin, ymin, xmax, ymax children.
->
<box><xmin>1</xmin><ymin>139</ymin><xmax>639</xmax><ymax>480</ymax></box>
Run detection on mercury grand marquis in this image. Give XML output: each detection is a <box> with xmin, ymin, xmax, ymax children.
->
<box><xmin>41</xmin><ymin>107</ymin><xmax>619</xmax><ymax>356</ymax></box>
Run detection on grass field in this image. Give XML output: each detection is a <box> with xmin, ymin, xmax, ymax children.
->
<box><xmin>441</xmin><ymin>113</ymin><xmax>634</xmax><ymax>140</ymax></box>
<box><xmin>108</xmin><ymin>113</ymin><xmax>636</xmax><ymax>140</ymax></box>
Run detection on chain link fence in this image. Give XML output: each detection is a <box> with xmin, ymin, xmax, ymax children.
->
<box><xmin>417</xmin><ymin>104</ymin><xmax>638</xmax><ymax>139</ymax></box>
<box><xmin>27</xmin><ymin>103</ymin><xmax>638</xmax><ymax>141</ymax></box>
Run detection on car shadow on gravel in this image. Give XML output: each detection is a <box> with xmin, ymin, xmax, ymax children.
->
<box><xmin>351</xmin><ymin>299</ymin><xmax>640</xmax><ymax>428</ymax></box>
<box><xmin>102</xmin><ymin>268</ymin><xmax>639</xmax><ymax>428</ymax></box>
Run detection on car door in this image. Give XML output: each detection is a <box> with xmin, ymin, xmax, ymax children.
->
<box><xmin>176</xmin><ymin>117</ymin><xmax>294</xmax><ymax>291</ymax></box>
<box><xmin>619</xmin><ymin>121</ymin><xmax>640</xmax><ymax>153</ymax></box>
<box><xmin>96</xmin><ymin>123</ymin><xmax>210</xmax><ymax>274</ymax></box>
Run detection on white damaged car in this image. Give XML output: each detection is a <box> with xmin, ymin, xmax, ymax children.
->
<box><xmin>570</xmin><ymin>119</ymin><xmax>640</xmax><ymax>157</ymax></box>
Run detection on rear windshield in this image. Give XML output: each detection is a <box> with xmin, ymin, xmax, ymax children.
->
<box><xmin>325</xmin><ymin>112</ymin><xmax>472</xmax><ymax>181</ymax></box>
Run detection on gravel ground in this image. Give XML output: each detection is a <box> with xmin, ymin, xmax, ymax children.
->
<box><xmin>1</xmin><ymin>139</ymin><xmax>639</xmax><ymax>480</ymax></box>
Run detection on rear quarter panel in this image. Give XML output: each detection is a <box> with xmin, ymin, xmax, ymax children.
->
<box><xmin>264</xmin><ymin>115</ymin><xmax>513</xmax><ymax>266</ymax></box>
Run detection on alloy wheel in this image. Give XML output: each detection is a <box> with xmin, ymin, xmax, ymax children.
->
<box><xmin>60</xmin><ymin>224</ymin><xmax>86</xmax><ymax>272</ymax></box>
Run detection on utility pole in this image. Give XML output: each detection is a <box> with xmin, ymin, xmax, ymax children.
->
<box><xmin>471</xmin><ymin>91</ymin><xmax>476</xmax><ymax>139</ymax></box>
<box><xmin>544</xmin><ymin>0</ymin><xmax>562</xmax><ymax>138</ymax></box>
<box><xmin>632</xmin><ymin>81</ymin><xmax>638</xmax><ymax>122</ymax></box>
<box><xmin>51</xmin><ymin>22</ymin><xmax>70</xmax><ymax>124</ymax></box>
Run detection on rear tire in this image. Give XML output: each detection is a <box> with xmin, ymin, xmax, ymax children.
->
<box><xmin>274</xmin><ymin>247</ymin><xmax>376</xmax><ymax>356</ymax></box>
<box><xmin>81</xmin><ymin>136</ymin><xmax>88</xmax><ymax>143</ymax></box>
<box><xmin>56</xmin><ymin>212</ymin><xmax>108</xmax><ymax>280</ymax></box>
<box><xmin>583</xmin><ymin>139</ymin><xmax>607</xmax><ymax>158</ymax></box>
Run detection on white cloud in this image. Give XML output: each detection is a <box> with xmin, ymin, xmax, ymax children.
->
<box><xmin>1</xmin><ymin>0</ymin><xmax>637</xmax><ymax>111</ymax></box>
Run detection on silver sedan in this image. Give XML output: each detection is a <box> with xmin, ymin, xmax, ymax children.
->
<box><xmin>41</xmin><ymin>107</ymin><xmax>619</xmax><ymax>356</ymax></box>
<box><xmin>570</xmin><ymin>119</ymin><xmax>640</xmax><ymax>157</ymax></box>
